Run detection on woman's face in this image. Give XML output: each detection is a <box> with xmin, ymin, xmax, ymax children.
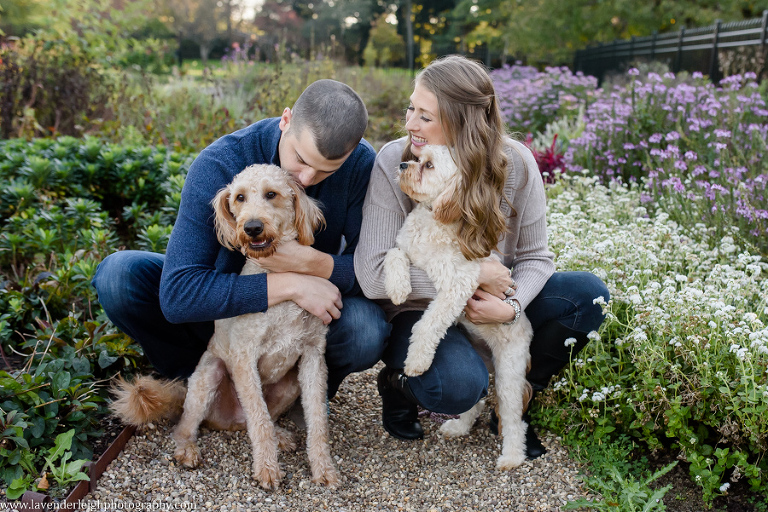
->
<box><xmin>405</xmin><ymin>82</ymin><xmax>447</xmax><ymax>157</ymax></box>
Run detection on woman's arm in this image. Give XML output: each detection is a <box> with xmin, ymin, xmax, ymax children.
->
<box><xmin>355</xmin><ymin>140</ymin><xmax>437</xmax><ymax>301</ymax></box>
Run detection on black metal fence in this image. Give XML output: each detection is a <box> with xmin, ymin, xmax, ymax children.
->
<box><xmin>573</xmin><ymin>10</ymin><xmax>768</xmax><ymax>83</ymax></box>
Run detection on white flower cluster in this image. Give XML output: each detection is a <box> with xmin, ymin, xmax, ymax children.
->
<box><xmin>545</xmin><ymin>172</ymin><xmax>768</xmax><ymax>435</ymax></box>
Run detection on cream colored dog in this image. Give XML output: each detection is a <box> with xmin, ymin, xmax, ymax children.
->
<box><xmin>112</xmin><ymin>164</ymin><xmax>338</xmax><ymax>489</ymax></box>
<box><xmin>383</xmin><ymin>145</ymin><xmax>533</xmax><ymax>469</ymax></box>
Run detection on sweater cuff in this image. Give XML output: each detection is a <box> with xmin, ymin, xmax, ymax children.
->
<box><xmin>330</xmin><ymin>254</ymin><xmax>357</xmax><ymax>295</ymax></box>
<box><xmin>237</xmin><ymin>272</ymin><xmax>269</xmax><ymax>315</ymax></box>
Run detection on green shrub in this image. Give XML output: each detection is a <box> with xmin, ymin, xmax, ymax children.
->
<box><xmin>0</xmin><ymin>135</ymin><xmax>193</xmax><ymax>497</ymax></box>
<box><xmin>0</xmin><ymin>38</ymin><xmax>112</xmax><ymax>139</ymax></box>
<box><xmin>100</xmin><ymin>59</ymin><xmax>411</xmax><ymax>152</ymax></box>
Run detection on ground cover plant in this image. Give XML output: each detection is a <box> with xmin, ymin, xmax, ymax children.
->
<box><xmin>544</xmin><ymin>173</ymin><xmax>767</xmax><ymax>509</ymax></box>
<box><xmin>0</xmin><ymin>136</ymin><xmax>192</xmax><ymax>499</ymax></box>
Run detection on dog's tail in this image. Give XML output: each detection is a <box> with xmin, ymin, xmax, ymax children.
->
<box><xmin>110</xmin><ymin>375</ymin><xmax>187</xmax><ymax>426</ymax></box>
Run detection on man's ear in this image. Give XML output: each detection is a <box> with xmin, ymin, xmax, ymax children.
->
<box><xmin>278</xmin><ymin>108</ymin><xmax>292</xmax><ymax>132</ymax></box>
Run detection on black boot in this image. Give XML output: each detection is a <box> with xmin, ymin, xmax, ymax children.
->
<box><xmin>377</xmin><ymin>366</ymin><xmax>424</xmax><ymax>440</ymax></box>
<box><xmin>489</xmin><ymin>401</ymin><xmax>547</xmax><ymax>459</ymax></box>
<box><xmin>523</xmin><ymin>411</ymin><xmax>546</xmax><ymax>459</ymax></box>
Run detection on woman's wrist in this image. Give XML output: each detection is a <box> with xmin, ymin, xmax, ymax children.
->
<box><xmin>502</xmin><ymin>297</ymin><xmax>521</xmax><ymax>325</ymax></box>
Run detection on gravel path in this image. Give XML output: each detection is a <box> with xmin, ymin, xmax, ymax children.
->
<box><xmin>82</xmin><ymin>364</ymin><xmax>590</xmax><ymax>511</ymax></box>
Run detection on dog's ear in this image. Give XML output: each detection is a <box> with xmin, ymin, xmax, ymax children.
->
<box><xmin>289</xmin><ymin>179</ymin><xmax>326</xmax><ymax>246</ymax></box>
<box><xmin>432</xmin><ymin>173</ymin><xmax>462</xmax><ymax>224</ymax></box>
<box><xmin>211</xmin><ymin>186</ymin><xmax>237</xmax><ymax>250</ymax></box>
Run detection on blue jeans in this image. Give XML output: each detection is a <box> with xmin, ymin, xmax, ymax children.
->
<box><xmin>382</xmin><ymin>271</ymin><xmax>610</xmax><ymax>415</ymax></box>
<box><xmin>92</xmin><ymin>250</ymin><xmax>391</xmax><ymax>397</ymax></box>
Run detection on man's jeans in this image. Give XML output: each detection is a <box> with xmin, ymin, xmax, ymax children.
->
<box><xmin>382</xmin><ymin>271</ymin><xmax>610</xmax><ymax>414</ymax></box>
<box><xmin>92</xmin><ymin>250</ymin><xmax>391</xmax><ymax>398</ymax></box>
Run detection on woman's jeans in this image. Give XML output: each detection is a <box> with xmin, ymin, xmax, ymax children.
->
<box><xmin>92</xmin><ymin>250</ymin><xmax>391</xmax><ymax>398</ymax></box>
<box><xmin>382</xmin><ymin>271</ymin><xmax>610</xmax><ymax>415</ymax></box>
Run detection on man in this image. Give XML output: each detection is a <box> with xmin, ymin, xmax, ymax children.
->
<box><xmin>93</xmin><ymin>79</ymin><xmax>390</xmax><ymax>408</ymax></box>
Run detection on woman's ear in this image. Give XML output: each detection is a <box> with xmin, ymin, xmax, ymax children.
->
<box><xmin>289</xmin><ymin>179</ymin><xmax>326</xmax><ymax>245</ymax></box>
<box><xmin>211</xmin><ymin>186</ymin><xmax>237</xmax><ymax>250</ymax></box>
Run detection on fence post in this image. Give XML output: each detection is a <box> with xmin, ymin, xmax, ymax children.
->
<box><xmin>629</xmin><ymin>36</ymin><xmax>635</xmax><ymax>61</ymax></box>
<box><xmin>650</xmin><ymin>31</ymin><xmax>658</xmax><ymax>59</ymax></box>
<box><xmin>709</xmin><ymin>19</ymin><xmax>722</xmax><ymax>79</ymax></box>
<box><xmin>674</xmin><ymin>27</ymin><xmax>686</xmax><ymax>73</ymax></box>
<box><xmin>761</xmin><ymin>10</ymin><xmax>768</xmax><ymax>51</ymax></box>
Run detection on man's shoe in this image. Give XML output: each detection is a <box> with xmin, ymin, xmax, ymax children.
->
<box><xmin>377</xmin><ymin>367</ymin><xmax>424</xmax><ymax>440</ymax></box>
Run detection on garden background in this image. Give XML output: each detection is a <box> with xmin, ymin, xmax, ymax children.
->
<box><xmin>0</xmin><ymin>0</ymin><xmax>766</xmax><ymax>510</ymax></box>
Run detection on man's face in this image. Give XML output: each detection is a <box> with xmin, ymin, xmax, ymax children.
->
<box><xmin>278</xmin><ymin>108</ymin><xmax>352</xmax><ymax>188</ymax></box>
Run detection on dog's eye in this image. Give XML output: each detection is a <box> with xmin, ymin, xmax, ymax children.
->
<box><xmin>425</xmin><ymin>161</ymin><xmax>434</xmax><ymax>169</ymax></box>
<box><xmin>265</xmin><ymin>191</ymin><xmax>276</xmax><ymax>200</ymax></box>
<box><xmin>235</xmin><ymin>194</ymin><xmax>245</xmax><ymax>202</ymax></box>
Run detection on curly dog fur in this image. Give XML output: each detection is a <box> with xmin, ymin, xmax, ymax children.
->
<box><xmin>384</xmin><ymin>145</ymin><xmax>533</xmax><ymax>469</ymax></box>
<box><xmin>111</xmin><ymin>164</ymin><xmax>338</xmax><ymax>489</ymax></box>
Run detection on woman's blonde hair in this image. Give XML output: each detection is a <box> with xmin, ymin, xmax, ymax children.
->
<box><xmin>403</xmin><ymin>55</ymin><xmax>510</xmax><ymax>260</ymax></box>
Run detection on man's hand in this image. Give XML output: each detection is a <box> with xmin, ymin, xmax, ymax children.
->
<box><xmin>267</xmin><ymin>272</ymin><xmax>342</xmax><ymax>325</ymax></box>
<box><xmin>257</xmin><ymin>240</ymin><xmax>334</xmax><ymax>279</ymax></box>
<box><xmin>464</xmin><ymin>289</ymin><xmax>516</xmax><ymax>325</ymax></box>
<box><xmin>477</xmin><ymin>258</ymin><xmax>514</xmax><ymax>299</ymax></box>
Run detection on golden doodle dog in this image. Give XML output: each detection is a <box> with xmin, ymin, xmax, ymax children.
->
<box><xmin>111</xmin><ymin>164</ymin><xmax>339</xmax><ymax>489</ymax></box>
<box><xmin>384</xmin><ymin>145</ymin><xmax>533</xmax><ymax>469</ymax></box>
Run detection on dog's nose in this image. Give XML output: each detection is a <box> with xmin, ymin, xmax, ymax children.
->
<box><xmin>244</xmin><ymin>220</ymin><xmax>264</xmax><ymax>238</ymax></box>
<box><xmin>399</xmin><ymin>162</ymin><xmax>409</xmax><ymax>170</ymax></box>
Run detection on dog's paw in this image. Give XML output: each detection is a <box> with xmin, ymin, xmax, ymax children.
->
<box><xmin>386</xmin><ymin>280</ymin><xmax>412</xmax><ymax>305</ymax></box>
<box><xmin>311</xmin><ymin>462</ymin><xmax>340</xmax><ymax>488</ymax></box>
<box><xmin>173</xmin><ymin>443</ymin><xmax>202</xmax><ymax>468</ymax></box>
<box><xmin>384</xmin><ymin>248</ymin><xmax>412</xmax><ymax>305</ymax></box>
<box><xmin>403</xmin><ymin>350</ymin><xmax>434</xmax><ymax>377</ymax></box>
<box><xmin>496</xmin><ymin>452</ymin><xmax>526</xmax><ymax>470</ymax></box>
<box><xmin>275</xmin><ymin>426</ymin><xmax>297</xmax><ymax>452</ymax></box>
<box><xmin>254</xmin><ymin>462</ymin><xmax>284</xmax><ymax>490</ymax></box>
<box><xmin>439</xmin><ymin>418</ymin><xmax>471</xmax><ymax>438</ymax></box>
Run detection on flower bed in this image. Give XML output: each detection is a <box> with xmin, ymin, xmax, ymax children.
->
<box><xmin>564</xmin><ymin>70</ymin><xmax>768</xmax><ymax>254</ymax></box>
<box><xmin>545</xmin><ymin>173</ymin><xmax>767</xmax><ymax>503</ymax></box>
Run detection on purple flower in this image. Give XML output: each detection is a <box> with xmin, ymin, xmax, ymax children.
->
<box><xmin>665</xmin><ymin>131</ymin><xmax>680</xmax><ymax>141</ymax></box>
<box><xmin>685</xmin><ymin>151</ymin><xmax>698</xmax><ymax>161</ymax></box>
<box><xmin>714</xmin><ymin>129</ymin><xmax>732</xmax><ymax>138</ymax></box>
<box><xmin>649</xmin><ymin>133</ymin><xmax>663</xmax><ymax>144</ymax></box>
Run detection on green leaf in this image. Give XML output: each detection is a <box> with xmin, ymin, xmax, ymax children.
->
<box><xmin>30</xmin><ymin>416</ymin><xmax>46</xmax><ymax>438</ymax></box>
<box><xmin>6</xmin><ymin>475</ymin><xmax>33</xmax><ymax>500</ymax></box>
<box><xmin>98</xmin><ymin>350</ymin><xmax>118</xmax><ymax>369</ymax></box>
<box><xmin>52</xmin><ymin>371</ymin><xmax>72</xmax><ymax>394</ymax></box>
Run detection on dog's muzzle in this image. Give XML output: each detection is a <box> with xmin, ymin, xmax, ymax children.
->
<box><xmin>399</xmin><ymin>162</ymin><xmax>409</xmax><ymax>171</ymax></box>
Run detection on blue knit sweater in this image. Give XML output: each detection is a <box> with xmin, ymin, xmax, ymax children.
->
<box><xmin>158</xmin><ymin>118</ymin><xmax>376</xmax><ymax>324</ymax></box>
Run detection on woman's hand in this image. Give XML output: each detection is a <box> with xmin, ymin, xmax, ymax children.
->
<box><xmin>257</xmin><ymin>240</ymin><xmax>334</xmax><ymax>279</ymax></box>
<box><xmin>463</xmin><ymin>289</ymin><xmax>517</xmax><ymax>325</ymax></box>
<box><xmin>477</xmin><ymin>258</ymin><xmax>515</xmax><ymax>299</ymax></box>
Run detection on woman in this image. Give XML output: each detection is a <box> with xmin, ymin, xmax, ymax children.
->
<box><xmin>354</xmin><ymin>55</ymin><xmax>609</xmax><ymax>457</ymax></box>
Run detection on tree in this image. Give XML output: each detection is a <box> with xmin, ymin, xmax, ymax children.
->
<box><xmin>363</xmin><ymin>12</ymin><xmax>406</xmax><ymax>67</ymax></box>
<box><xmin>0</xmin><ymin>0</ymin><xmax>46</xmax><ymax>36</ymax></box>
<box><xmin>158</xmin><ymin>0</ymin><xmax>238</xmax><ymax>64</ymax></box>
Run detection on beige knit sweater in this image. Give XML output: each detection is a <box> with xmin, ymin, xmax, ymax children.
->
<box><xmin>354</xmin><ymin>137</ymin><xmax>555</xmax><ymax>320</ymax></box>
